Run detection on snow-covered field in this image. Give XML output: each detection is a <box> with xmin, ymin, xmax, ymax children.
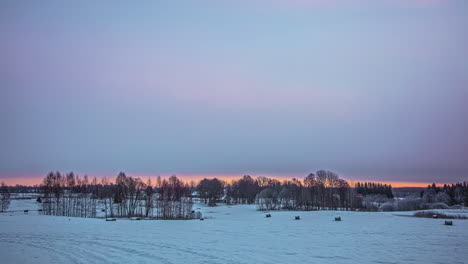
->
<box><xmin>1</xmin><ymin>199</ymin><xmax>467</xmax><ymax>264</ymax></box>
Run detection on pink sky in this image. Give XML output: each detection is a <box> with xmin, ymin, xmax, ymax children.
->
<box><xmin>1</xmin><ymin>0</ymin><xmax>466</xmax><ymax>185</ymax></box>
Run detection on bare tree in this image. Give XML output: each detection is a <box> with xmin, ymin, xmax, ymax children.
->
<box><xmin>0</xmin><ymin>182</ymin><xmax>11</xmax><ymax>212</ymax></box>
<box><xmin>197</xmin><ymin>178</ymin><xmax>224</xmax><ymax>206</ymax></box>
<box><xmin>144</xmin><ymin>178</ymin><xmax>154</xmax><ymax>217</ymax></box>
<box><xmin>252</xmin><ymin>171</ymin><xmax>357</xmax><ymax>211</ymax></box>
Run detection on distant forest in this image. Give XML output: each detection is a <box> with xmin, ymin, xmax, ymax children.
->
<box><xmin>1</xmin><ymin>171</ymin><xmax>467</xmax><ymax>218</ymax></box>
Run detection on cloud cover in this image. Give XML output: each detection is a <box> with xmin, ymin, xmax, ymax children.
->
<box><xmin>0</xmin><ymin>0</ymin><xmax>467</xmax><ymax>183</ymax></box>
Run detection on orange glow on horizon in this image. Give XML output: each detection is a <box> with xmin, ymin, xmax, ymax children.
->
<box><xmin>0</xmin><ymin>173</ymin><xmax>452</xmax><ymax>188</ymax></box>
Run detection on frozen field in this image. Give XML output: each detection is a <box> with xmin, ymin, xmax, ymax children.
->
<box><xmin>1</xmin><ymin>199</ymin><xmax>467</xmax><ymax>264</ymax></box>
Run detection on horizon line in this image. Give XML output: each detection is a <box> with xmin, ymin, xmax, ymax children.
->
<box><xmin>0</xmin><ymin>173</ymin><xmax>462</xmax><ymax>188</ymax></box>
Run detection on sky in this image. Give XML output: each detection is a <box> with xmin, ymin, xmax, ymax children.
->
<box><xmin>1</xmin><ymin>0</ymin><xmax>467</xmax><ymax>185</ymax></box>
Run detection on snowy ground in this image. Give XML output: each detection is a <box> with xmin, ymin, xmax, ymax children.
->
<box><xmin>1</xmin><ymin>199</ymin><xmax>467</xmax><ymax>264</ymax></box>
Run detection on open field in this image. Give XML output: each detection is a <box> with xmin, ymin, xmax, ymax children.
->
<box><xmin>1</xmin><ymin>199</ymin><xmax>467</xmax><ymax>264</ymax></box>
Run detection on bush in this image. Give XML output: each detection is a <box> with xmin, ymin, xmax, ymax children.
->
<box><xmin>379</xmin><ymin>202</ymin><xmax>395</xmax><ymax>212</ymax></box>
<box><xmin>413</xmin><ymin>211</ymin><xmax>468</xmax><ymax>219</ymax></box>
<box><xmin>380</xmin><ymin>198</ymin><xmax>450</xmax><ymax>211</ymax></box>
<box><xmin>194</xmin><ymin>211</ymin><xmax>202</xmax><ymax>219</ymax></box>
<box><xmin>427</xmin><ymin>203</ymin><xmax>449</xmax><ymax>210</ymax></box>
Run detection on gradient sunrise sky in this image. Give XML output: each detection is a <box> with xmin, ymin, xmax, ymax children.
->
<box><xmin>1</xmin><ymin>0</ymin><xmax>467</xmax><ymax>186</ymax></box>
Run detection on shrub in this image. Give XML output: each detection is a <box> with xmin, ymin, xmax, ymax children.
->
<box><xmin>427</xmin><ymin>203</ymin><xmax>449</xmax><ymax>210</ymax></box>
<box><xmin>194</xmin><ymin>211</ymin><xmax>202</xmax><ymax>219</ymax></box>
<box><xmin>379</xmin><ymin>202</ymin><xmax>395</xmax><ymax>212</ymax></box>
<box><xmin>379</xmin><ymin>199</ymin><xmax>449</xmax><ymax>211</ymax></box>
<box><xmin>413</xmin><ymin>211</ymin><xmax>468</xmax><ymax>219</ymax></box>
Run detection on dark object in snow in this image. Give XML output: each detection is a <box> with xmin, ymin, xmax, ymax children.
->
<box><xmin>191</xmin><ymin>210</ymin><xmax>195</xmax><ymax>213</ymax></box>
<box><xmin>200</xmin><ymin>218</ymin><xmax>204</xmax><ymax>221</ymax></box>
<box><xmin>130</xmin><ymin>217</ymin><xmax>141</xmax><ymax>220</ymax></box>
<box><xmin>106</xmin><ymin>218</ymin><xmax>117</xmax><ymax>221</ymax></box>
<box><xmin>295</xmin><ymin>216</ymin><xmax>300</xmax><ymax>220</ymax></box>
<box><xmin>266</xmin><ymin>213</ymin><xmax>271</xmax><ymax>218</ymax></box>
<box><xmin>101</xmin><ymin>209</ymin><xmax>106</xmax><ymax>212</ymax></box>
<box><xmin>38</xmin><ymin>209</ymin><xmax>43</xmax><ymax>212</ymax></box>
<box><xmin>24</xmin><ymin>210</ymin><xmax>29</xmax><ymax>213</ymax></box>
<box><xmin>445</xmin><ymin>220</ymin><xmax>453</xmax><ymax>226</ymax></box>
<box><xmin>335</xmin><ymin>217</ymin><xmax>341</xmax><ymax>221</ymax></box>
<box><xmin>432</xmin><ymin>215</ymin><xmax>438</xmax><ymax>218</ymax></box>
<box><xmin>36</xmin><ymin>197</ymin><xmax>42</xmax><ymax>203</ymax></box>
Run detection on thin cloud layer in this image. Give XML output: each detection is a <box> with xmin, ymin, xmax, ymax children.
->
<box><xmin>0</xmin><ymin>0</ymin><xmax>467</xmax><ymax>183</ymax></box>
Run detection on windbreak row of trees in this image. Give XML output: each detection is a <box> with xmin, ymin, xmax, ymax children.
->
<box><xmin>355</xmin><ymin>182</ymin><xmax>394</xmax><ymax>198</ymax></box>
<box><xmin>254</xmin><ymin>171</ymin><xmax>360</xmax><ymax>211</ymax></box>
<box><xmin>196</xmin><ymin>171</ymin><xmax>366</xmax><ymax>211</ymax></box>
<box><xmin>42</xmin><ymin>172</ymin><xmax>98</xmax><ymax>217</ymax></box>
<box><xmin>41</xmin><ymin>172</ymin><xmax>195</xmax><ymax>219</ymax></box>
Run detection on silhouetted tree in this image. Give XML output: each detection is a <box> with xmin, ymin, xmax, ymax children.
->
<box><xmin>197</xmin><ymin>178</ymin><xmax>224</xmax><ymax>206</ymax></box>
<box><xmin>0</xmin><ymin>182</ymin><xmax>11</xmax><ymax>212</ymax></box>
<box><xmin>422</xmin><ymin>182</ymin><xmax>468</xmax><ymax>206</ymax></box>
<box><xmin>253</xmin><ymin>171</ymin><xmax>356</xmax><ymax>211</ymax></box>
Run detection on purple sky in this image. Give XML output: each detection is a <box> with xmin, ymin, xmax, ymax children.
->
<box><xmin>1</xmin><ymin>0</ymin><xmax>467</xmax><ymax>184</ymax></box>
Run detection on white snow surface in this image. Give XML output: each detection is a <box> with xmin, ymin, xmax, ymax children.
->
<box><xmin>1</xmin><ymin>199</ymin><xmax>467</xmax><ymax>264</ymax></box>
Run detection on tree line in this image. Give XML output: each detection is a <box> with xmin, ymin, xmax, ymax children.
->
<box><xmin>10</xmin><ymin>171</ymin><xmax>468</xmax><ymax>215</ymax></box>
<box><xmin>365</xmin><ymin>182</ymin><xmax>468</xmax><ymax>212</ymax></box>
<box><xmin>355</xmin><ymin>182</ymin><xmax>394</xmax><ymax>198</ymax></box>
<box><xmin>40</xmin><ymin>172</ymin><xmax>195</xmax><ymax>219</ymax></box>
<box><xmin>254</xmin><ymin>171</ymin><xmax>359</xmax><ymax>211</ymax></box>
<box><xmin>3</xmin><ymin>172</ymin><xmax>466</xmax><ymax>217</ymax></box>
<box><xmin>39</xmin><ymin>170</ymin><xmax>380</xmax><ymax>217</ymax></box>
<box><xmin>423</xmin><ymin>182</ymin><xmax>468</xmax><ymax>206</ymax></box>
<box><xmin>196</xmin><ymin>171</ymin><xmax>366</xmax><ymax>211</ymax></box>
